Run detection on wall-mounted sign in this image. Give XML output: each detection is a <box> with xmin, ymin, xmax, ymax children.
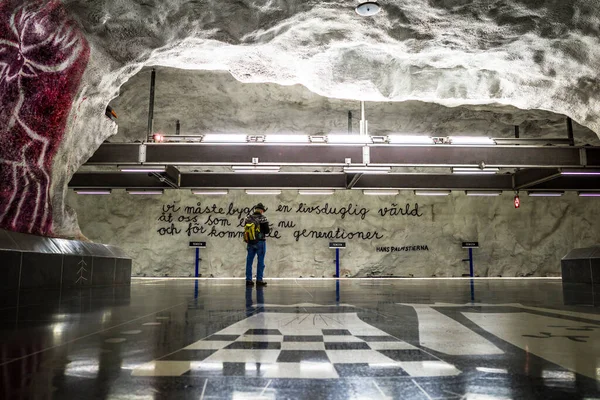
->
<box><xmin>514</xmin><ymin>195</ymin><xmax>521</xmax><ymax>209</ymax></box>
<box><xmin>189</xmin><ymin>241</ymin><xmax>207</xmax><ymax>248</ymax></box>
<box><xmin>329</xmin><ymin>242</ymin><xmax>346</xmax><ymax>249</ymax></box>
<box><xmin>462</xmin><ymin>242</ymin><xmax>479</xmax><ymax>248</ymax></box>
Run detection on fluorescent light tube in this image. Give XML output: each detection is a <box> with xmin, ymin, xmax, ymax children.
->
<box><xmin>414</xmin><ymin>190</ymin><xmax>451</xmax><ymax>196</ymax></box>
<box><xmin>245</xmin><ymin>190</ymin><xmax>282</xmax><ymax>195</ymax></box>
<box><xmin>527</xmin><ymin>192</ymin><xmax>564</xmax><ymax>197</ymax></box>
<box><xmin>202</xmin><ymin>134</ymin><xmax>247</xmax><ymax>143</ymax></box>
<box><xmin>578</xmin><ymin>192</ymin><xmax>600</xmax><ymax>197</ymax></box>
<box><xmin>75</xmin><ymin>189</ymin><xmax>111</xmax><ymax>195</ymax></box>
<box><xmin>466</xmin><ymin>191</ymin><xmax>502</xmax><ymax>196</ymax></box>
<box><xmin>363</xmin><ymin>190</ymin><xmax>399</xmax><ymax>196</ymax></box>
<box><xmin>232</xmin><ymin>166</ymin><xmax>280</xmax><ymax>173</ymax></box>
<box><xmin>119</xmin><ymin>166</ymin><xmax>166</xmax><ymax>173</ymax></box>
<box><xmin>327</xmin><ymin>135</ymin><xmax>372</xmax><ymax>144</ymax></box>
<box><xmin>298</xmin><ymin>190</ymin><xmax>335</xmax><ymax>195</ymax></box>
<box><xmin>449</xmin><ymin>136</ymin><xmax>495</xmax><ymax>145</ymax></box>
<box><xmin>265</xmin><ymin>135</ymin><xmax>310</xmax><ymax>143</ymax></box>
<box><xmin>344</xmin><ymin>167</ymin><xmax>390</xmax><ymax>174</ymax></box>
<box><xmin>561</xmin><ymin>170</ymin><xmax>600</xmax><ymax>176</ymax></box>
<box><xmin>387</xmin><ymin>135</ymin><xmax>434</xmax><ymax>144</ymax></box>
<box><xmin>192</xmin><ymin>190</ymin><xmax>229</xmax><ymax>195</ymax></box>
<box><xmin>127</xmin><ymin>189</ymin><xmax>164</xmax><ymax>195</ymax></box>
<box><xmin>453</xmin><ymin>168</ymin><xmax>500</xmax><ymax>175</ymax></box>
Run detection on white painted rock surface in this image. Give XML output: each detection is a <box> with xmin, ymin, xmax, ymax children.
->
<box><xmin>67</xmin><ymin>190</ymin><xmax>600</xmax><ymax>277</ymax></box>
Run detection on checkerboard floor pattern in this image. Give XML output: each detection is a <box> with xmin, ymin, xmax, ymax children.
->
<box><xmin>132</xmin><ymin>312</ymin><xmax>460</xmax><ymax>379</ymax></box>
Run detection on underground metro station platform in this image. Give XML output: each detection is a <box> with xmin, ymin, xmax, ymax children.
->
<box><xmin>2</xmin><ymin>278</ymin><xmax>600</xmax><ymax>399</ymax></box>
<box><xmin>3</xmin><ymin>0</ymin><xmax>600</xmax><ymax>399</ymax></box>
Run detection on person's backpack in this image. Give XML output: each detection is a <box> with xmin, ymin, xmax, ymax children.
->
<box><xmin>243</xmin><ymin>214</ymin><xmax>261</xmax><ymax>244</ymax></box>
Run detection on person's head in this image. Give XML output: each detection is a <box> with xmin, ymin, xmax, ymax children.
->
<box><xmin>255</xmin><ymin>203</ymin><xmax>266</xmax><ymax>214</ymax></box>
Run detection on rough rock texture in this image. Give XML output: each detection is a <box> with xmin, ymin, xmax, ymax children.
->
<box><xmin>111</xmin><ymin>67</ymin><xmax>600</xmax><ymax>144</ymax></box>
<box><xmin>68</xmin><ymin>190</ymin><xmax>600</xmax><ymax>278</ymax></box>
<box><xmin>0</xmin><ymin>1</ymin><xmax>90</xmax><ymax>236</ymax></box>
<box><xmin>3</xmin><ymin>0</ymin><xmax>600</xmax><ymax>239</ymax></box>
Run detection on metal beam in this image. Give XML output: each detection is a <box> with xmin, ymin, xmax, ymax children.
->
<box><xmin>85</xmin><ymin>143</ymin><xmax>591</xmax><ymax>168</ymax></box>
<box><xmin>527</xmin><ymin>176</ymin><xmax>600</xmax><ymax>191</ymax></box>
<box><xmin>346</xmin><ymin>174</ymin><xmax>363</xmax><ymax>189</ymax></box>
<box><xmin>513</xmin><ymin>168</ymin><xmax>561</xmax><ymax>190</ymax></box>
<box><xmin>145</xmin><ymin>144</ymin><xmax>363</xmax><ymax>165</ymax></box>
<box><xmin>182</xmin><ymin>173</ymin><xmax>347</xmax><ymax>188</ymax></box>
<box><xmin>68</xmin><ymin>171</ymin><xmax>600</xmax><ymax>192</ymax></box>
<box><xmin>354</xmin><ymin>174</ymin><xmax>514</xmax><ymax>190</ymax></box>
<box><xmin>70</xmin><ymin>173</ymin><xmax>171</xmax><ymax>189</ymax></box>
<box><xmin>369</xmin><ymin>145</ymin><xmax>582</xmax><ymax>167</ymax></box>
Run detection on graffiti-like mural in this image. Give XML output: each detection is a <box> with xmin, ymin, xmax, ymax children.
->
<box><xmin>0</xmin><ymin>0</ymin><xmax>89</xmax><ymax>236</ymax></box>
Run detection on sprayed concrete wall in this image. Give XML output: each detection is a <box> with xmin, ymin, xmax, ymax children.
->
<box><xmin>67</xmin><ymin>190</ymin><xmax>600</xmax><ymax>278</ymax></box>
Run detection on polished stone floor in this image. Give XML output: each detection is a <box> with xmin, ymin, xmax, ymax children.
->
<box><xmin>1</xmin><ymin>278</ymin><xmax>600</xmax><ymax>399</ymax></box>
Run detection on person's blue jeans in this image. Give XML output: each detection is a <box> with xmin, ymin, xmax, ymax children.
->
<box><xmin>246</xmin><ymin>241</ymin><xmax>266</xmax><ymax>281</ymax></box>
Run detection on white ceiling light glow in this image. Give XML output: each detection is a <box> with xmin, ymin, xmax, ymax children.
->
<box><xmin>452</xmin><ymin>168</ymin><xmax>500</xmax><ymax>175</ymax></box>
<box><xmin>245</xmin><ymin>190</ymin><xmax>282</xmax><ymax>195</ymax></box>
<box><xmin>527</xmin><ymin>192</ymin><xmax>565</xmax><ymax>197</ymax></box>
<box><xmin>127</xmin><ymin>189</ymin><xmax>164</xmax><ymax>195</ymax></box>
<box><xmin>264</xmin><ymin>135</ymin><xmax>310</xmax><ymax>143</ymax></box>
<box><xmin>119</xmin><ymin>166</ymin><xmax>166</xmax><ymax>173</ymax></box>
<box><xmin>74</xmin><ymin>189</ymin><xmax>112</xmax><ymax>195</ymax></box>
<box><xmin>344</xmin><ymin>166</ymin><xmax>390</xmax><ymax>174</ymax></box>
<box><xmin>449</xmin><ymin>136</ymin><xmax>496</xmax><ymax>145</ymax></box>
<box><xmin>327</xmin><ymin>135</ymin><xmax>372</xmax><ymax>144</ymax></box>
<box><xmin>363</xmin><ymin>190</ymin><xmax>399</xmax><ymax>196</ymax></box>
<box><xmin>202</xmin><ymin>134</ymin><xmax>248</xmax><ymax>143</ymax></box>
<box><xmin>387</xmin><ymin>135</ymin><xmax>434</xmax><ymax>145</ymax></box>
<box><xmin>298</xmin><ymin>190</ymin><xmax>336</xmax><ymax>195</ymax></box>
<box><xmin>578</xmin><ymin>192</ymin><xmax>600</xmax><ymax>197</ymax></box>
<box><xmin>232</xmin><ymin>166</ymin><xmax>280</xmax><ymax>173</ymax></box>
<box><xmin>561</xmin><ymin>170</ymin><xmax>600</xmax><ymax>176</ymax></box>
<box><xmin>414</xmin><ymin>190</ymin><xmax>451</xmax><ymax>196</ymax></box>
<box><xmin>192</xmin><ymin>190</ymin><xmax>229</xmax><ymax>195</ymax></box>
<box><xmin>466</xmin><ymin>191</ymin><xmax>503</xmax><ymax>196</ymax></box>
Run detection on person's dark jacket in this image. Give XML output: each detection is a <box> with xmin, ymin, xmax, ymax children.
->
<box><xmin>248</xmin><ymin>211</ymin><xmax>270</xmax><ymax>241</ymax></box>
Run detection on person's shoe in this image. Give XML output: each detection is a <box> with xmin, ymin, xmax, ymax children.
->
<box><xmin>246</xmin><ymin>280</ymin><xmax>255</xmax><ymax>287</ymax></box>
<box><xmin>256</xmin><ymin>280</ymin><xmax>268</xmax><ymax>287</ymax></box>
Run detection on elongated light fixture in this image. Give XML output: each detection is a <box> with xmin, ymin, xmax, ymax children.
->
<box><xmin>119</xmin><ymin>165</ymin><xmax>166</xmax><ymax>173</ymax></box>
<box><xmin>344</xmin><ymin>166</ymin><xmax>390</xmax><ymax>174</ymax></box>
<box><xmin>388</xmin><ymin>135</ymin><xmax>434</xmax><ymax>145</ymax></box>
<box><xmin>245</xmin><ymin>190</ymin><xmax>281</xmax><ymax>195</ymax></box>
<box><xmin>453</xmin><ymin>167</ymin><xmax>500</xmax><ymax>175</ymax></box>
<box><xmin>466</xmin><ymin>191</ymin><xmax>502</xmax><ymax>196</ymax></box>
<box><xmin>75</xmin><ymin>189</ymin><xmax>111</xmax><ymax>195</ymax></box>
<box><xmin>192</xmin><ymin>190</ymin><xmax>229</xmax><ymax>195</ymax></box>
<box><xmin>298</xmin><ymin>190</ymin><xmax>335</xmax><ymax>195</ymax></box>
<box><xmin>561</xmin><ymin>169</ymin><xmax>600</xmax><ymax>176</ymax></box>
<box><xmin>414</xmin><ymin>190</ymin><xmax>451</xmax><ymax>196</ymax></box>
<box><xmin>127</xmin><ymin>189</ymin><xmax>164</xmax><ymax>195</ymax></box>
<box><xmin>363</xmin><ymin>190</ymin><xmax>399</xmax><ymax>196</ymax></box>
<box><xmin>202</xmin><ymin>134</ymin><xmax>247</xmax><ymax>143</ymax></box>
<box><xmin>527</xmin><ymin>192</ymin><xmax>564</xmax><ymax>197</ymax></box>
<box><xmin>449</xmin><ymin>136</ymin><xmax>495</xmax><ymax>145</ymax></box>
<box><xmin>327</xmin><ymin>135</ymin><xmax>372</xmax><ymax>144</ymax></box>
<box><xmin>232</xmin><ymin>166</ymin><xmax>280</xmax><ymax>173</ymax></box>
<box><xmin>578</xmin><ymin>192</ymin><xmax>600</xmax><ymax>197</ymax></box>
<box><xmin>264</xmin><ymin>135</ymin><xmax>310</xmax><ymax>143</ymax></box>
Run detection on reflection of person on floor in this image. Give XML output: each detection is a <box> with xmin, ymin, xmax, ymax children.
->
<box><xmin>245</xmin><ymin>286</ymin><xmax>265</xmax><ymax>317</ymax></box>
<box><xmin>244</xmin><ymin>203</ymin><xmax>270</xmax><ymax>287</ymax></box>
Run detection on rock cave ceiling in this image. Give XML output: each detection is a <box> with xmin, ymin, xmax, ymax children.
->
<box><xmin>2</xmin><ymin>0</ymin><xmax>600</xmax><ymax>239</ymax></box>
<box><xmin>66</xmin><ymin>0</ymin><xmax>600</xmax><ymax>135</ymax></box>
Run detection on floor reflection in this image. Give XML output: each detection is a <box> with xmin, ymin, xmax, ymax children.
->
<box><xmin>0</xmin><ymin>279</ymin><xmax>599</xmax><ymax>399</ymax></box>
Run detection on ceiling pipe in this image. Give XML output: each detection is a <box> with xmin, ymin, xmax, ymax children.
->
<box><xmin>147</xmin><ymin>68</ymin><xmax>156</xmax><ymax>142</ymax></box>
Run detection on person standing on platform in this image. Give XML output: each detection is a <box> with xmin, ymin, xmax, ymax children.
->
<box><xmin>244</xmin><ymin>203</ymin><xmax>270</xmax><ymax>287</ymax></box>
